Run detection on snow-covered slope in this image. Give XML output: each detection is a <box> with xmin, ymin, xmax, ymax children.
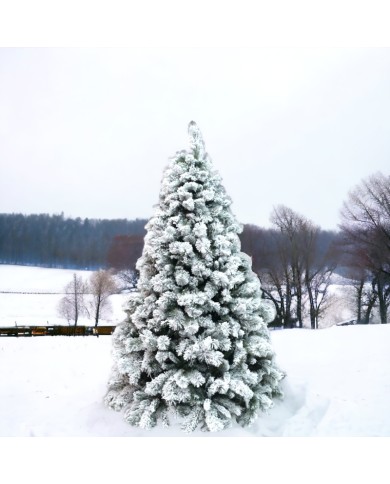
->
<box><xmin>0</xmin><ymin>264</ymin><xmax>94</xmax><ymax>293</ymax></box>
<box><xmin>1</xmin><ymin>324</ymin><xmax>389</xmax><ymax>436</ymax></box>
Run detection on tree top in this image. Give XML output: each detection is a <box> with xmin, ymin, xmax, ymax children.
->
<box><xmin>188</xmin><ymin>120</ymin><xmax>205</xmax><ymax>159</ymax></box>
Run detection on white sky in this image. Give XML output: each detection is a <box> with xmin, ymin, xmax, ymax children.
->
<box><xmin>0</xmin><ymin>47</ymin><xmax>389</xmax><ymax>230</ymax></box>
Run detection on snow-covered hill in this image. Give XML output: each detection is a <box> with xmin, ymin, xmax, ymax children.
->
<box><xmin>1</xmin><ymin>323</ymin><xmax>389</xmax><ymax>436</ymax></box>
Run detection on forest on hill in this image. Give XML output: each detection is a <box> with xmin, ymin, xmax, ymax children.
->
<box><xmin>0</xmin><ymin>212</ymin><xmax>338</xmax><ymax>272</ymax></box>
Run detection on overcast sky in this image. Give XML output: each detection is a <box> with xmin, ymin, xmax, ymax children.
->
<box><xmin>0</xmin><ymin>47</ymin><xmax>389</xmax><ymax>230</ymax></box>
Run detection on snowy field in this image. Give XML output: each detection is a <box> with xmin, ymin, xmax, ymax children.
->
<box><xmin>1</xmin><ymin>323</ymin><xmax>389</xmax><ymax>436</ymax></box>
<box><xmin>1</xmin><ymin>264</ymin><xmax>389</xmax><ymax>437</ymax></box>
<box><xmin>0</xmin><ymin>264</ymin><xmax>129</xmax><ymax>326</ymax></box>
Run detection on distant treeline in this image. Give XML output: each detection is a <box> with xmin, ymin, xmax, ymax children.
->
<box><xmin>0</xmin><ymin>211</ymin><xmax>339</xmax><ymax>273</ymax></box>
<box><xmin>0</xmin><ymin>213</ymin><xmax>147</xmax><ymax>269</ymax></box>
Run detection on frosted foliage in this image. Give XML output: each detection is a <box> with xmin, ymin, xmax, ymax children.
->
<box><xmin>105</xmin><ymin>122</ymin><xmax>284</xmax><ymax>432</ymax></box>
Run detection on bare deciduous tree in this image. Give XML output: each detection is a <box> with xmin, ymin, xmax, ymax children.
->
<box><xmin>270</xmin><ymin>206</ymin><xmax>307</xmax><ymax>328</ymax></box>
<box><xmin>344</xmin><ymin>263</ymin><xmax>378</xmax><ymax>324</ymax></box>
<box><xmin>115</xmin><ymin>269</ymin><xmax>138</xmax><ymax>292</ymax></box>
<box><xmin>241</xmin><ymin>224</ymin><xmax>296</xmax><ymax>327</ymax></box>
<box><xmin>88</xmin><ymin>270</ymin><xmax>118</xmax><ymax>327</ymax></box>
<box><xmin>340</xmin><ymin>172</ymin><xmax>390</xmax><ymax>324</ymax></box>
<box><xmin>301</xmin><ymin>221</ymin><xmax>338</xmax><ymax>329</ymax></box>
<box><xmin>241</xmin><ymin>213</ymin><xmax>337</xmax><ymax>329</ymax></box>
<box><xmin>260</xmin><ymin>229</ymin><xmax>297</xmax><ymax>328</ymax></box>
<box><xmin>58</xmin><ymin>273</ymin><xmax>88</xmax><ymax>326</ymax></box>
<box><xmin>269</xmin><ymin>205</ymin><xmax>337</xmax><ymax>329</ymax></box>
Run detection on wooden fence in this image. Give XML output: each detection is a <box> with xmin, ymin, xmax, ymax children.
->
<box><xmin>0</xmin><ymin>325</ymin><xmax>115</xmax><ymax>337</ymax></box>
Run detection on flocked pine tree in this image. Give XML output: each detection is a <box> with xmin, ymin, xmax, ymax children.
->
<box><xmin>104</xmin><ymin>122</ymin><xmax>284</xmax><ymax>432</ymax></box>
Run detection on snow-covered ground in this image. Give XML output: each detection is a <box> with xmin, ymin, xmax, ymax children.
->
<box><xmin>0</xmin><ymin>265</ymin><xmax>129</xmax><ymax>326</ymax></box>
<box><xmin>0</xmin><ymin>264</ymin><xmax>93</xmax><ymax>293</ymax></box>
<box><xmin>1</xmin><ymin>264</ymin><xmax>389</xmax><ymax>437</ymax></box>
<box><xmin>1</xmin><ymin>324</ymin><xmax>389</xmax><ymax>436</ymax></box>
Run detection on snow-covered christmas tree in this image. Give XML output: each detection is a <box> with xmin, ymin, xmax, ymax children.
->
<box><xmin>105</xmin><ymin>122</ymin><xmax>284</xmax><ymax>432</ymax></box>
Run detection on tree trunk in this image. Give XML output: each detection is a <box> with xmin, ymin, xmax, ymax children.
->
<box><xmin>296</xmin><ymin>287</ymin><xmax>303</xmax><ymax>328</ymax></box>
<box><xmin>284</xmin><ymin>278</ymin><xmax>293</xmax><ymax>327</ymax></box>
<box><xmin>378</xmin><ymin>297</ymin><xmax>388</xmax><ymax>324</ymax></box>
<box><xmin>94</xmin><ymin>295</ymin><xmax>102</xmax><ymax>327</ymax></box>
<box><xmin>95</xmin><ymin>307</ymin><xmax>100</xmax><ymax>327</ymax></box>
<box><xmin>377</xmin><ymin>277</ymin><xmax>388</xmax><ymax>324</ymax></box>
<box><xmin>356</xmin><ymin>280</ymin><xmax>363</xmax><ymax>323</ymax></box>
<box><xmin>294</xmin><ymin>265</ymin><xmax>304</xmax><ymax>328</ymax></box>
<box><xmin>363</xmin><ymin>298</ymin><xmax>375</xmax><ymax>324</ymax></box>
